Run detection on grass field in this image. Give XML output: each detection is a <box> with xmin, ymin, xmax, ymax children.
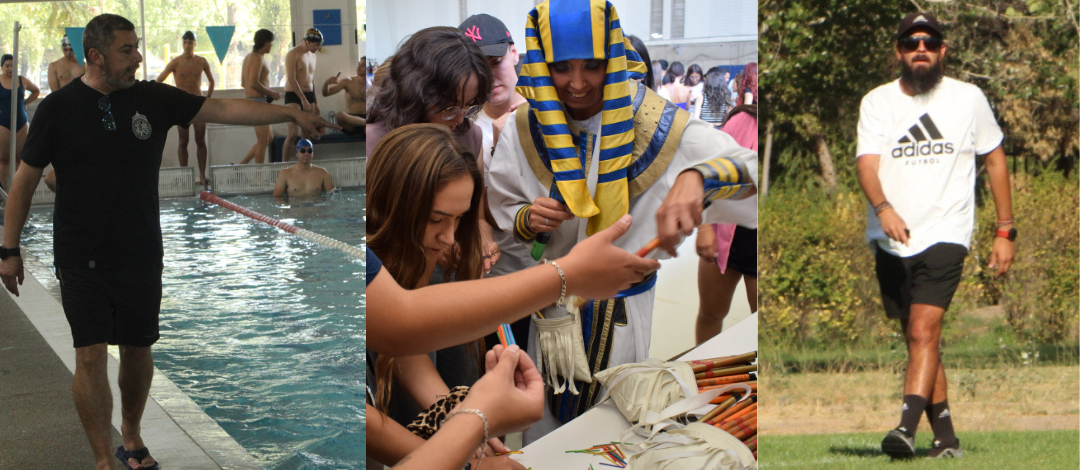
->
<box><xmin>759</xmin><ymin>430</ymin><xmax>1080</xmax><ymax>469</ymax></box>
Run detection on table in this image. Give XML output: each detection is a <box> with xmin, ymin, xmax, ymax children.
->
<box><xmin>513</xmin><ymin>313</ymin><xmax>758</xmax><ymax>468</ymax></box>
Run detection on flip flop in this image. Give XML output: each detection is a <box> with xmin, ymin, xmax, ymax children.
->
<box><xmin>115</xmin><ymin>445</ymin><xmax>161</xmax><ymax>470</ymax></box>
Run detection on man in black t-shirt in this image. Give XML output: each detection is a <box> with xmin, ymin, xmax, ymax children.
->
<box><xmin>0</xmin><ymin>14</ymin><xmax>335</xmax><ymax>470</ymax></box>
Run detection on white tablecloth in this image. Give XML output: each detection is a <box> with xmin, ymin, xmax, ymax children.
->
<box><xmin>513</xmin><ymin>313</ymin><xmax>758</xmax><ymax>468</ymax></box>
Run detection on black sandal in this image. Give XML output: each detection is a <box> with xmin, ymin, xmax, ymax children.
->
<box><xmin>115</xmin><ymin>445</ymin><xmax>161</xmax><ymax>470</ymax></box>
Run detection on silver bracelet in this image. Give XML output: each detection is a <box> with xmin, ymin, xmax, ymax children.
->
<box><xmin>540</xmin><ymin>258</ymin><xmax>566</xmax><ymax>307</ymax></box>
<box><xmin>446</xmin><ymin>408</ymin><xmax>489</xmax><ymax>470</ymax></box>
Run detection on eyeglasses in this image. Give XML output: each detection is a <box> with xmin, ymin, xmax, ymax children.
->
<box><xmin>898</xmin><ymin>36</ymin><xmax>943</xmax><ymax>53</ymax></box>
<box><xmin>298</xmin><ymin>148</ymin><xmax>313</xmax><ymax>154</ymax></box>
<box><xmin>438</xmin><ymin>104</ymin><xmax>482</xmax><ymax>121</ymax></box>
<box><xmin>98</xmin><ymin>96</ymin><xmax>116</xmax><ymax>131</ymax></box>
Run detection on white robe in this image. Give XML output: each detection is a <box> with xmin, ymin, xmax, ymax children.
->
<box><xmin>487</xmin><ymin>109</ymin><xmax>758</xmax><ymax>442</ymax></box>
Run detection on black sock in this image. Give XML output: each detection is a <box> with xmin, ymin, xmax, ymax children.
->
<box><xmin>897</xmin><ymin>394</ymin><xmax>927</xmax><ymax>437</ymax></box>
<box><xmin>928</xmin><ymin>400</ymin><xmax>958</xmax><ymax>446</ymax></box>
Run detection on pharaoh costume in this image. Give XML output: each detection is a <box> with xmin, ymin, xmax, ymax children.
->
<box><xmin>486</xmin><ymin>0</ymin><xmax>758</xmax><ymax>442</ymax></box>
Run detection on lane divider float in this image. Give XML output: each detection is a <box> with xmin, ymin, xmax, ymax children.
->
<box><xmin>200</xmin><ymin>191</ymin><xmax>365</xmax><ymax>261</ymax></box>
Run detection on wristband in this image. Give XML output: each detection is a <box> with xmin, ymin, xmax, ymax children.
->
<box><xmin>873</xmin><ymin>201</ymin><xmax>892</xmax><ymax>215</ymax></box>
<box><xmin>446</xmin><ymin>408</ymin><xmax>489</xmax><ymax>470</ymax></box>
<box><xmin>541</xmin><ymin>258</ymin><xmax>567</xmax><ymax>308</ymax></box>
<box><xmin>995</xmin><ymin>220</ymin><xmax>1014</xmax><ymax>227</ymax></box>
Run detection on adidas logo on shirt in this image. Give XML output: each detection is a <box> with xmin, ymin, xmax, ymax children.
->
<box><xmin>891</xmin><ymin>113</ymin><xmax>955</xmax><ymax>159</ymax></box>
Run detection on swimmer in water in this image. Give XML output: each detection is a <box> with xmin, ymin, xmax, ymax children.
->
<box><xmin>273</xmin><ymin>138</ymin><xmax>334</xmax><ymax>198</ymax></box>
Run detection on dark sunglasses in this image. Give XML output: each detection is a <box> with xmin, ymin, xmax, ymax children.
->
<box><xmin>98</xmin><ymin>96</ymin><xmax>116</xmax><ymax>131</ymax></box>
<box><xmin>298</xmin><ymin>148</ymin><xmax>313</xmax><ymax>154</ymax></box>
<box><xmin>898</xmin><ymin>36</ymin><xmax>943</xmax><ymax>53</ymax></box>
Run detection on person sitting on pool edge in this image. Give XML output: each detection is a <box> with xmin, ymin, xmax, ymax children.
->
<box><xmin>273</xmin><ymin>139</ymin><xmax>334</xmax><ymax>198</ymax></box>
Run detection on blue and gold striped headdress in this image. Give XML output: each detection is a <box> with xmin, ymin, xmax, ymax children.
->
<box><xmin>517</xmin><ymin>0</ymin><xmax>647</xmax><ymax>235</ymax></box>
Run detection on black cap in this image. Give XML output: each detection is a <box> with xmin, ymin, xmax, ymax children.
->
<box><xmin>182</xmin><ymin>30</ymin><xmax>196</xmax><ymax>41</ymax></box>
<box><xmin>458</xmin><ymin>14</ymin><xmax>513</xmax><ymax>57</ymax></box>
<box><xmin>897</xmin><ymin>12</ymin><xmax>943</xmax><ymax>40</ymax></box>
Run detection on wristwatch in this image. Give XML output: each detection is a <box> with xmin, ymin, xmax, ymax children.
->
<box><xmin>0</xmin><ymin>245</ymin><xmax>20</xmax><ymax>260</ymax></box>
<box><xmin>996</xmin><ymin>227</ymin><xmax>1017</xmax><ymax>242</ymax></box>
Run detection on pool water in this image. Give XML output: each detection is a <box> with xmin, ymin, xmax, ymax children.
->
<box><xmin>21</xmin><ymin>191</ymin><xmax>366</xmax><ymax>470</ymax></box>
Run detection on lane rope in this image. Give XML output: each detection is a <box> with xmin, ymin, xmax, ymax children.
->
<box><xmin>200</xmin><ymin>191</ymin><xmax>365</xmax><ymax>262</ymax></box>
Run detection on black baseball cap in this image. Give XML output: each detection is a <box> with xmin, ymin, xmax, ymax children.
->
<box><xmin>458</xmin><ymin>14</ymin><xmax>513</xmax><ymax>57</ymax></box>
<box><xmin>897</xmin><ymin>12</ymin><xmax>943</xmax><ymax>39</ymax></box>
<box><xmin>182</xmin><ymin>30</ymin><xmax>196</xmax><ymax>41</ymax></box>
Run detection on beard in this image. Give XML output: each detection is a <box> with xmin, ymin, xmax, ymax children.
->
<box><xmin>102</xmin><ymin>55</ymin><xmax>137</xmax><ymax>90</ymax></box>
<box><xmin>899</xmin><ymin>55</ymin><xmax>944</xmax><ymax>95</ymax></box>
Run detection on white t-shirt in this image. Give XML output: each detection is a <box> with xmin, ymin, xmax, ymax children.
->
<box><xmin>474</xmin><ymin>109</ymin><xmax>496</xmax><ymax>187</ymax></box>
<box><xmin>857</xmin><ymin>77</ymin><xmax>1003</xmax><ymax>257</ymax></box>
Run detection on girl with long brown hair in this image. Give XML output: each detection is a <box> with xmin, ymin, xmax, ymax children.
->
<box><xmin>366</xmin><ymin>123</ymin><xmax>515</xmax><ymax>467</ymax></box>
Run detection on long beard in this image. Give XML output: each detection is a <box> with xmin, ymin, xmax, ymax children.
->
<box><xmin>899</xmin><ymin>56</ymin><xmax>944</xmax><ymax>95</ymax></box>
<box><xmin>103</xmin><ymin>56</ymin><xmax>137</xmax><ymax>90</ymax></box>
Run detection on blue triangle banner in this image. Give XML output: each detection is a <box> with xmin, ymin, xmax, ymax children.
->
<box><xmin>65</xmin><ymin>27</ymin><xmax>85</xmax><ymax>66</ymax></box>
<box><xmin>205</xmin><ymin>26</ymin><xmax>235</xmax><ymax>64</ymax></box>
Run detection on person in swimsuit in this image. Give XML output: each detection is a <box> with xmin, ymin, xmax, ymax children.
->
<box><xmin>282</xmin><ymin>28</ymin><xmax>321</xmax><ymax>161</ymax></box>
<box><xmin>272</xmin><ymin>139</ymin><xmax>333</xmax><ymax>198</ymax></box>
<box><xmin>48</xmin><ymin>35</ymin><xmax>84</xmax><ymax>92</ymax></box>
<box><xmin>156</xmin><ymin>30</ymin><xmax>215</xmax><ymax>183</ymax></box>
<box><xmin>0</xmin><ymin>53</ymin><xmax>39</xmax><ymax>190</ymax></box>
<box><xmin>321</xmin><ymin>59</ymin><xmax>365</xmax><ymax>135</ymax></box>
<box><xmin>240</xmin><ymin>29</ymin><xmax>282</xmax><ymax>164</ymax></box>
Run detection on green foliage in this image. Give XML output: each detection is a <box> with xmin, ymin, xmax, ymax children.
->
<box><xmin>761</xmin><ymin>0</ymin><xmax>1079</xmax><ymax>188</ymax></box>
<box><xmin>759</xmin><ymin>188</ymin><xmax>886</xmax><ymax>346</ymax></box>
<box><xmin>761</xmin><ymin>174</ymin><xmax>1080</xmax><ymax>350</ymax></box>
<box><xmin>991</xmin><ymin>172</ymin><xmax>1080</xmax><ymax>342</ymax></box>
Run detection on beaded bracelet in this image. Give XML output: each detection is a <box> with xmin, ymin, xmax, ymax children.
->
<box><xmin>874</xmin><ymin>201</ymin><xmax>893</xmax><ymax>215</ymax></box>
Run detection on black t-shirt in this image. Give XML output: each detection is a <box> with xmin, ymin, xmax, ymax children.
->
<box><xmin>21</xmin><ymin>78</ymin><xmax>206</xmax><ymax>268</ymax></box>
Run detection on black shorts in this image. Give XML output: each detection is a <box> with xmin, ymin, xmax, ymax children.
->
<box><xmin>874</xmin><ymin>242</ymin><xmax>967</xmax><ymax>319</ymax></box>
<box><xmin>56</xmin><ymin>264</ymin><xmax>163</xmax><ymax>348</ymax></box>
<box><xmin>726</xmin><ymin>226</ymin><xmax>757</xmax><ymax>278</ymax></box>
<box><xmin>284</xmin><ymin>91</ymin><xmax>317</xmax><ymax>106</ymax></box>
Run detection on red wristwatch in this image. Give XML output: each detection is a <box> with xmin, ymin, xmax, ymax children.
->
<box><xmin>996</xmin><ymin>227</ymin><xmax>1017</xmax><ymax>242</ymax></box>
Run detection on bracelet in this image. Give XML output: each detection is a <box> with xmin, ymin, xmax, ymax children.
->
<box><xmin>873</xmin><ymin>201</ymin><xmax>892</xmax><ymax>215</ymax></box>
<box><xmin>996</xmin><ymin>220</ymin><xmax>1014</xmax><ymax>226</ymax></box>
<box><xmin>446</xmin><ymin>408</ymin><xmax>489</xmax><ymax>470</ymax></box>
<box><xmin>541</xmin><ymin>258</ymin><xmax>567</xmax><ymax>307</ymax></box>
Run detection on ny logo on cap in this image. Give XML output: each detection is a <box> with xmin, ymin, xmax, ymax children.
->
<box><xmin>465</xmin><ymin>25</ymin><xmax>482</xmax><ymax>42</ymax></box>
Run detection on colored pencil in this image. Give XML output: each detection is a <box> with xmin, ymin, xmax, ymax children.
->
<box><xmin>695</xmin><ymin>364</ymin><xmax>757</xmax><ymax>379</ymax></box>
<box><xmin>697</xmin><ymin>373</ymin><xmax>755</xmax><ymax>387</ymax></box>
<box><xmin>687</xmin><ymin>351</ymin><xmax>758</xmax><ymax>373</ymax></box>
<box><xmin>635</xmin><ymin>238</ymin><xmax>660</xmax><ymax>257</ymax></box>
<box><xmin>698</xmin><ymin>392</ymin><xmax>741</xmax><ymax>423</ymax></box>
<box><xmin>707</xmin><ymin>394</ymin><xmax>757</xmax><ymax>424</ymax></box>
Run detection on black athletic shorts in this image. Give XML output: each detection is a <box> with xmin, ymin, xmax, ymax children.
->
<box><xmin>726</xmin><ymin>226</ymin><xmax>757</xmax><ymax>278</ymax></box>
<box><xmin>284</xmin><ymin>91</ymin><xmax>317</xmax><ymax>106</ymax></box>
<box><xmin>56</xmin><ymin>264</ymin><xmax>163</xmax><ymax>348</ymax></box>
<box><xmin>874</xmin><ymin>242</ymin><xmax>967</xmax><ymax>319</ymax></box>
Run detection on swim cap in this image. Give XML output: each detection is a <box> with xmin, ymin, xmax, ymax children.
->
<box><xmin>296</xmin><ymin>138</ymin><xmax>313</xmax><ymax>151</ymax></box>
<box><xmin>304</xmin><ymin>28</ymin><xmax>323</xmax><ymax>43</ymax></box>
<box><xmin>182</xmin><ymin>30</ymin><xmax>196</xmax><ymax>41</ymax></box>
<box><xmin>61</xmin><ymin>35</ymin><xmax>71</xmax><ymax>48</ymax></box>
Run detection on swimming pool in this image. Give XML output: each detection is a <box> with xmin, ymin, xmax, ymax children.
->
<box><xmin>20</xmin><ymin>191</ymin><xmax>366</xmax><ymax>469</ymax></box>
